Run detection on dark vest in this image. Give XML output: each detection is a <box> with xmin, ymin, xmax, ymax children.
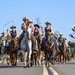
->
<box><xmin>11</xmin><ymin>30</ymin><xmax>16</xmax><ymax>38</ymax></box>
<box><xmin>45</xmin><ymin>27</ymin><xmax>51</xmax><ymax>36</ymax></box>
<box><xmin>34</xmin><ymin>29</ymin><xmax>39</xmax><ymax>36</ymax></box>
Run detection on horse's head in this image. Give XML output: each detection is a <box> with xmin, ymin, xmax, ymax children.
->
<box><xmin>23</xmin><ymin>31</ymin><xmax>29</xmax><ymax>40</ymax></box>
<box><xmin>47</xmin><ymin>34</ymin><xmax>53</xmax><ymax>45</ymax></box>
<box><xmin>9</xmin><ymin>38</ymin><xmax>17</xmax><ymax>50</ymax></box>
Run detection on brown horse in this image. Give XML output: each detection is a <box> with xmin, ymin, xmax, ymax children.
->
<box><xmin>6</xmin><ymin>38</ymin><xmax>18</xmax><ymax>66</ymax></box>
<box><xmin>58</xmin><ymin>39</ymin><xmax>67</xmax><ymax>64</ymax></box>
<box><xmin>31</xmin><ymin>34</ymin><xmax>44</xmax><ymax>66</ymax></box>
<box><xmin>44</xmin><ymin>34</ymin><xmax>56</xmax><ymax>67</ymax></box>
<box><xmin>37</xmin><ymin>34</ymin><xmax>45</xmax><ymax>66</ymax></box>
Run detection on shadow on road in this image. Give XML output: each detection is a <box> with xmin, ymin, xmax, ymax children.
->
<box><xmin>0</xmin><ymin>66</ymin><xmax>25</xmax><ymax>68</ymax></box>
<box><xmin>0</xmin><ymin>65</ymin><xmax>42</xmax><ymax>68</ymax></box>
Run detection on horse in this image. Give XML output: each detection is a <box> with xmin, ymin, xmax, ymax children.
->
<box><xmin>20</xmin><ymin>31</ymin><xmax>29</xmax><ymax>67</ymax></box>
<box><xmin>58</xmin><ymin>39</ymin><xmax>67</xmax><ymax>64</ymax></box>
<box><xmin>0</xmin><ymin>40</ymin><xmax>6</xmax><ymax>64</ymax></box>
<box><xmin>37</xmin><ymin>34</ymin><xmax>45</xmax><ymax>66</ymax></box>
<box><xmin>6</xmin><ymin>38</ymin><xmax>18</xmax><ymax>66</ymax></box>
<box><xmin>20</xmin><ymin>26</ymin><xmax>33</xmax><ymax>68</ymax></box>
<box><xmin>44</xmin><ymin>34</ymin><xmax>57</xmax><ymax>67</ymax></box>
<box><xmin>31</xmin><ymin>34</ymin><xmax>45</xmax><ymax>66</ymax></box>
<box><xmin>66</xmin><ymin>47</ymin><xmax>72</xmax><ymax>61</ymax></box>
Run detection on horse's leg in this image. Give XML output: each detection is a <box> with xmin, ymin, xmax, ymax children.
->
<box><xmin>64</xmin><ymin>52</ymin><xmax>67</xmax><ymax>63</ymax></box>
<box><xmin>62</xmin><ymin>51</ymin><xmax>66</xmax><ymax>64</ymax></box>
<box><xmin>35</xmin><ymin>53</ymin><xmax>39</xmax><ymax>66</ymax></box>
<box><xmin>45</xmin><ymin>51</ymin><xmax>47</xmax><ymax>66</ymax></box>
<box><xmin>13</xmin><ymin>53</ymin><xmax>17</xmax><ymax>66</ymax></box>
<box><xmin>59</xmin><ymin>53</ymin><xmax>61</xmax><ymax>64</ymax></box>
<box><xmin>36</xmin><ymin>53</ymin><xmax>39</xmax><ymax>66</ymax></box>
<box><xmin>6</xmin><ymin>53</ymin><xmax>10</xmax><ymax>65</ymax></box>
<box><xmin>31</xmin><ymin>53</ymin><xmax>33</xmax><ymax>66</ymax></box>
<box><xmin>28</xmin><ymin>40</ymin><xmax>32</xmax><ymax>67</ymax></box>
<box><xmin>52</xmin><ymin>51</ymin><xmax>56</xmax><ymax>64</ymax></box>
<box><xmin>46</xmin><ymin>51</ymin><xmax>49</xmax><ymax>67</ymax></box>
<box><xmin>10</xmin><ymin>53</ymin><xmax>13</xmax><ymax>66</ymax></box>
<box><xmin>24</xmin><ymin>52</ymin><xmax>28</xmax><ymax>68</ymax></box>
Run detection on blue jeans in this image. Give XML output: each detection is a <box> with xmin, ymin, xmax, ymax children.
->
<box><xmin>51</xmin><ymin>35</ymin><xmax>59</xmax><ymax>51</ymax></box>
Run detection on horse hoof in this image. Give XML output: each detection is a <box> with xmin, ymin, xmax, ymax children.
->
<box><xmin>7</xmin><ymin>63</ymin><xmax>9</xmax><ymax>65</ymax></box>
<box><xmin>14</xmin><ymin>63</ymin><xmax>17</xmax><ymax>66</ymax></box>
<box><xmin>24</xmin><ymin>66</ymin><xmax>27</xmax><ymax>68</ymax></box>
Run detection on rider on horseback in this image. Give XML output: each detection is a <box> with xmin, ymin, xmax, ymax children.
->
<box><xmin>19</xmin><ymin>17</ymin><xmax>28</xmax><ymax>47</ymax></box>
<box><xmin>34</xmin><ymin>24</ymin><xmax>40</xmax><ymax>38</ymax></box>
<box><xmin>34</xmin><ymin>24</ymin><xmax>40</xmax><ymax>41</ymax></box>
<box><xmin>1</xmin><ymin>32</ymin><xmax>6</xmax><ymax>41</ymax></box>
<box><xmin>42</xmin><ymin>21</ymin><xmax>52</xmax><ymax>45</ymax></box>
<box><xmin>43</xmin><ymin>21</ymin><xmax>53</xmax><ymax>39</ymax></box>
<box><xmin>58</xmin><ymin>33</ymin><xmax>64</xmax><ymax>51</ymax></box>
<box><xmin>9</xmin><ymin>25</ymin><xmax>18</xmax><ymax>49</ymax></box>
<box><xmin>10</xmin><ymin>25</ymin><xmax>18</xmax><ymax>39</ymax></box>
<box><xmin>0</xmin><ymin>32</ymin><xmax>6</xmax><ymax>53</ymax></box>
<box><xmin>58</xmin><ymin>33</ymin><xmax>64</xmax><ymax>46</ymax></box>
<box><xmin>43</xmin><ymin>21</ymin><xmax>58</xmax><ymax>50</ymax></box>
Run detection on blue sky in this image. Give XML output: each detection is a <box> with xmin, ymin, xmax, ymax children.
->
<box><xmin>0</xmin><ymin>0</ymin><xmax>75</xmax><ymax>41</ymax></box>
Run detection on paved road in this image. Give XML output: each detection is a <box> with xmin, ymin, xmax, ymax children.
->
<box><xmin>50</xmin><ymin>60</ymin><xmax>75</xmax><ymax>75</ymax></box>
<box><xmin>0</xmin><ymin>62</ymin><xmax>43</xmax><ymax>75</ymax></box>
<box><xmin>0</xmin><ymin>60</ymin><xmax>75</xmax><ymax>75</ymax></box>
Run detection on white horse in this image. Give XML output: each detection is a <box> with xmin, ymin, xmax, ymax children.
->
<box><xmin>27</xmin><ymin>26</ymin><xmax>32</xmax><ymax>65</ymax></box>
<box><xmin>20</xmin><ymin>26</ymin><xmax>32</xmax><ymax>67</ymax></box>
<box><xmin>20</xmin><ymin>31</ymin><xmax>29</xmax><ymax>67</ymax></box>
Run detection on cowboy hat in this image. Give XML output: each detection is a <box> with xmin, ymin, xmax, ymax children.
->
<box><xmin>10</xmin><ymin>25</ymin><xmax>16</xmax><ymax>29</ymax></box>
<box><xmin>34</xmin><ymin>24</ymin><xmax>40</xmax><ymax>28</ymax></box>
<box><xmin>45</xmin><ymin>21</ymin><xmax>51</xmax><ymax>25</ymax></box>
<box><xmin>28</xmin><ymin>19</ymin><xmax>33</xmax><ymax>23</ymax></box>
<box><xmin>22</xmin><ymin>17</ymin><xmax>28</xmax><ymax>22</ymax></box>
<box><xmin>59</xmin><ymin>33</ymin><xmax>63</xmax><ymax>36</ymax></box>
<box><xmin>1</xmin><ymin>32</ymin><xmax>5</xmax><ymax>35</ymax></box>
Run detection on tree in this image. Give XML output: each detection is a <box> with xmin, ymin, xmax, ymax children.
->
<box><xmin>53</xmin><ymin>31</ymin><xmax>60</xmax><ymax>39</ymax></box>
<box><xmin>35</xmin><ymin>17</ymin><xmax>44</xmax><ymax>35</ymax></box>
<box><xmin>69</xmin><ymin>26</ymin><xmax>75</xmax><ymax>40</ymax></box>
<box><xmin>68</xmin><ymin>26</ymin><xmax>75</xmax><ymax>51</ymax></box>
<box><xmin>36</xmin><ymin>17</ymin><xmax>41</xmax><ymax>25</ymax></box>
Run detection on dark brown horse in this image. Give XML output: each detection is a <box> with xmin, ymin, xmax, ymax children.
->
<box><xmin>44</xmin><ymin>34</ymin><xmax>56</xmax><ymax>67</ymax></box>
